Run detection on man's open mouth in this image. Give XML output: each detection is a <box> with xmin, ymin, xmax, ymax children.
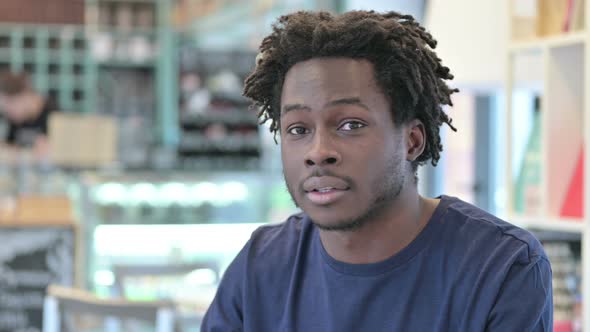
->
<box><xmin>302</xmin><ymin>177</ymin><xmax>351</xmax><ymax>205</ymax></box>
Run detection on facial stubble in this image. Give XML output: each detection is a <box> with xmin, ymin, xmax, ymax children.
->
<box><xmin>284</xmin><ymin>154</ymin><xmax>406</xmax><ymax>232</ymax></box>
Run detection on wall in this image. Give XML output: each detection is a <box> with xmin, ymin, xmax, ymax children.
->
<box><xmin>425</xmin><ymin>0</ymin><xmax>508</xmax><ymax>90</ymax></box>
<box><xmin>344</xmin><ymin>0</ymin><xmax>426</xmax><ymax>22</ymax></box>
<box><xmin>343</xmin><ymin>0</ymin><xmax>508</xmax><ymax>89</ymax></box>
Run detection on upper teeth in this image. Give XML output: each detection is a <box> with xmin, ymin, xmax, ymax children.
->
<box><xmin>317</xmin><ymin>188</ymin><xmax>333</xmax><ymax>193</ymax></box>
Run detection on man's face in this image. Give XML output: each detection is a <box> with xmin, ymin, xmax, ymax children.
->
<box><xmin>280</xmin><ymin>57</ymin><xmax>410</xmax><ymax>231</ymax></box>
<box><xmin>0</xmin><ymin>93</ymin><xmax>31</xmax><ymax>123</ymax></box>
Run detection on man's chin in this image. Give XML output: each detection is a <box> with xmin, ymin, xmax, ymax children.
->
<box><xmin>291</xmin><ymin>194</ymin><xmax>364</xmax><ymax>231</ymax></box>
<box><xmin>310</xmin><ymin>217</ymin><xmax>364</xmax><ymax>232</ymax></box>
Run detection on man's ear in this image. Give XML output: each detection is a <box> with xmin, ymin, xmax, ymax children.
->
<box><xmin>406</xmin><ymin>119</ymin><xmax>426</xmax><ymax>162</ymax></box>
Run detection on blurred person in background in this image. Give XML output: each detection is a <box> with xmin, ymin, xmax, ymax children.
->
<box><xmin>201</xmin><ymin>10</ymin><xmax>552</xmax><ymax>332</ymax></box>
<box><xmin>0</xmin><ymin>72</ymin><xmax>57</xmax><ymax>157</ymax></box>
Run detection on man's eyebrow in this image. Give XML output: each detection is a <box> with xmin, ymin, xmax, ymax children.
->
<box><xmin>324</xmin><ymin>97</ymin><xmax>369</xmax><ymax>111</ymax></box>
<box><xmin>282</xmin><ymin>103</ymin><xmax>311</xmax><ymax>114</ymax></box>
<box><xmin>281</xmin><ymin>98</ymin><xmax>369</xmax><ymax>114</ymax></box>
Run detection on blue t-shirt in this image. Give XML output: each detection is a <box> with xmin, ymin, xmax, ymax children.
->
<box><xmin>202</xmin><ymin>196</ymin><xmax>553</xmax><ymax>332</ymax></box>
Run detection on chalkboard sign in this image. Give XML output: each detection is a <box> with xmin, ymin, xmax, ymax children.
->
<box><xmin>0</xmin><ymin>226</ymin><xmax>75</xmax><ymax>332</ymax></box>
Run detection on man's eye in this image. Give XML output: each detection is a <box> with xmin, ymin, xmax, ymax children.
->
<box><xmin>287</xmin><ymin>126</ymin><xmax>309</xmax><ymax>135</ymax></box>
<box><xmin>339</xmin><ymin>121</ymin><xmax>366</xmax><ymax>131</ymax></box>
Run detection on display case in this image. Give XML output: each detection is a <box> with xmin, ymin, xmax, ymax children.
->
<box><xmin>74</xmin><ymin>170</ymin><xmax>297</xmax><ymax>318</ymax></box>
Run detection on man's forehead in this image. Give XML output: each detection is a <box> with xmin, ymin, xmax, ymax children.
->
<box><xmin>285</xmin><ymin>57</ymin><xmax>375</xmax><ymax>80</ymax></box>
<box><xmin>282</xmin><ymin>58</ymin><xmax>376</xmax><ymax>95</ymax></box>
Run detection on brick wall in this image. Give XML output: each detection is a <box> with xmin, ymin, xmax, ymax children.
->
<box><xmin>0</xmin><ymin>0</ymin><xmax>85</xmax><ymax>24</ymax></box>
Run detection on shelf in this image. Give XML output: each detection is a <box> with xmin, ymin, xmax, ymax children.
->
<box><xmin>510</xmin><ymin>215</ymin><xmax>585</xmax><ymax>234</ymax></box>
<box><xmin>0</xmin><ymin>49</ymin><xmax>88</xmax><ymax>64</ymax></box>
<box><xmin>210</xmin><ymin>91</ymin><xmax>251</xmax><ymax>106</ymax></box>
<box><xmin>190</xmin><ymin>6</ymin><xmax>249</xmax><ymax>33</ymax></box>
<box><xmin>509</xmin><ymin>31</ymin><xmax>587</xmax><ymax>53</ymax></box>
<box><xmin>181</xmin><ymin>111</ymin><xmax>258</xmax><ymax>127</ymax></box>
<box><xmin>0</xmin><ymin>23</ymin><xmax>86</xmax><ymax>35</ymax></box>
<box><xmin>47</xmin><ymin>75</ymin><xmax>86</xmax><ymax>87</ymax></box>
<box><xmin>97</xmin><ymin>59</ymin><xmax>155</xmax><ymax>68</ymax></box>
<box><xmin>61</xmin><ymin>102</ymin><xmax>86</xmax><ymax>113</ymax></box>
<box><xmin>530</xmin><ymin>229</ymin><xmax>582</xmax><ymax>242</ymax></box>
<box><xmin>179</xmin><ymin>133</ymin><xmax>260</xmax><ymax>154</ymax></box>
<box><xmin>88</xmin><ymin>27</ymin><xmax>157</xmax><ymax>37</ymax></box>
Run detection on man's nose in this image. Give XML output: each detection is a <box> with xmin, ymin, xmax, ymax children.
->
<box><xmin>304</xmin><ymin>131</ymin><xmax>341</xmax><ymax>167</ymax></box>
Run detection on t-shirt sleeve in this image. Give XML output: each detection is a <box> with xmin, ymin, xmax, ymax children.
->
<box><xmin>200</xmin><ymin>240</ymin><xmax>250</xmax><ymax>332</ymax></box>
<box><xmin>485</xmin><ymin>257</ymin><xmax>553</xmax><ymax>332</ymax></box>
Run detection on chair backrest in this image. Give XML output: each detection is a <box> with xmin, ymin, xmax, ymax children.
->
<box><xmin>43</xmin><ymin>284</ymin><xmax>176</xmax><ymax>332</ymax></box>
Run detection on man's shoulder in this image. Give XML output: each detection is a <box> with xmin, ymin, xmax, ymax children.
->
<box><xmin>441</xmin><ymin>196</ymin><xmax>547</xmax><ymax>265</ymax></box>
<box><xmin>246</xmin><ymin>212</ymin><xmax>311</xmax><ymax>260</ymax></box>
<box><xmin>221</xmin><ymin>212</ymin><xmax>311</xmax><ymax>285</ymax></box>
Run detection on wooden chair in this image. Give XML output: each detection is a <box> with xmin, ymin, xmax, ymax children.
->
<box><xmin>111</xmin><ymin>262</ymin><xmax>220</xmax><ymax>328</ymax></box>
<box><xmin>42</xmin><ymin>284</ymin><xmax>176</xmax><ymax>332</ymax></box>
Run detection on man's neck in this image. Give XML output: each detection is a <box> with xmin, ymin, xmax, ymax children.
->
<box><xmin>317</xmin><ymin>189</ymin><xmax>439</xmax><ymax>264</ymax></box>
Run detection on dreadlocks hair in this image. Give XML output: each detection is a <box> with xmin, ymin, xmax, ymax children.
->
<box><xmin>243</xmin><ymin>10</ymin><xmax>458</xmax><ymax>168</ymax></box>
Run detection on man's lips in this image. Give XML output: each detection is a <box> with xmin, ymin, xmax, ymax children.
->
<box><xmin>302</xmin><ymin>176</ymin><xmax>350</xmax><ymax>206</ymax></box>
<box><xmin>302</xmin><ymin>176</ymin><xmax>350</xmax><ymax>192</ymax></box>
<box><xmin>306</xmin><ymin>189</ymin><xmax>348</xmax><ymax>205</ymax></box>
